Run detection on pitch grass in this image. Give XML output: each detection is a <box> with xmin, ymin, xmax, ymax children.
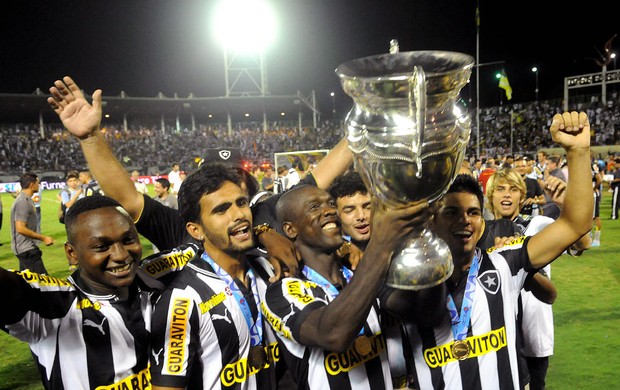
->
<box><xmin>0</xmin><ymin>187</ymin><xmax>619</xmax><ymax>390</ymax></box>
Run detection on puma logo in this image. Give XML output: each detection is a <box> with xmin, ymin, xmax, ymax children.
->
<box><xmin>151</xmin><ymin>348</ymin><xmax>164</xmax><ymax>366</ymax></box>
<box><xmin>83</xmin><ymin>317</ymin><xmax>107</xmax><ymax>335</ymax></box>
<box><xmin>282</xmin><ymin>302</ymin><xmax>296</xmax><ymax>324</ymax></box>
<box><xmin>211</xmin><ymin>308</ymin><xmax>232</xmax><ymax>324</ymax></box>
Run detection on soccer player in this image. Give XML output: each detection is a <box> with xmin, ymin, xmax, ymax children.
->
<box><xmin>1</xmin><ymin>196</ymin><xmax>155</xmax><ymax>389</ymax></box>
<box><xmin>261</xmin><ymin>184</ymin><xmax>434</xmax><ymax>389</ymax></box>
<box><xmin>147</xmin><ymin>164</ymin><xmax>279</xmax><ymax>389</ymax></box>
<box><xmin>328</xmin><ymin>170</ymin><xmax>372</xmax><ymax>251</ymax></box>
<box><xmin>387</xmin><ymin>111</ymin><xmax>593</xmax><ymax>389</ymax></box>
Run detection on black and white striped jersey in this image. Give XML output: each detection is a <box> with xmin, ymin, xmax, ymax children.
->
<box><xmin>149</xmin><ymin>252</ymin><xmax>279</xmax><ymax>390</ymax></box>
<box><xmin>261</xmin><ymin>276</ymin><xmax>393</xmax><ymax>390</ymax></box>
<box><xmin>404</xmin><ymin>236</ymin><xmax>531</xmax><ymax>390</ymax></box>
<box><xmin>0</xmin><ymin>269</ymin><xmax>156</xmax><ymax>390</ymax></box>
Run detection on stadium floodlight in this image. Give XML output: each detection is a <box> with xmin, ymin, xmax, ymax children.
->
<box><xmin>212</xmin><ymin>0</ymin><xmax>277</xmax><ymax>54</ymax></box>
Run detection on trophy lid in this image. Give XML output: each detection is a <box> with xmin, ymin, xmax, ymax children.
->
<box><xmin>335</xmin><ymin>50</ymin><xmax>474</xmax><ymax>80</ymax></box>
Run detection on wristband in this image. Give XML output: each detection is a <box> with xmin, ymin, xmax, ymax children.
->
<box><xmin>253</xmin><ymin>223</ymin><xmax>273</xmax><ymax>237</ymax></box>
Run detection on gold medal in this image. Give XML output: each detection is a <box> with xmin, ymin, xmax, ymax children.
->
<box><xmin>354</xmin><ymin>335</ymin><xmax>372</xmax><ymax>356</ymax></box>
<box><xmin>451</xmin><ymin>340</ymin><xmax>470</xmax><ymax>360</ymax></box>
<box><xmin>248</xmin><ymin>345</ymin><xmax>268</xmax><ymax>369</ymax></box>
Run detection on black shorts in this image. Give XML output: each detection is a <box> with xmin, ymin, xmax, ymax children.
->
<box><xmin>17</xmin><ymin>247</ymin><xmax>48</xmax><ymax>275</ymax></box>
<box><xmin>593</xmin><ymin>191</ymin><xmax>601</xmax><ymax>218</ymax></box>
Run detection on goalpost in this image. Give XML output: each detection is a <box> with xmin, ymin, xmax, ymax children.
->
<box><xmin>273</xmin><ymin>149</ymin><xmax>330</xmax><ymax>174</ymax></box>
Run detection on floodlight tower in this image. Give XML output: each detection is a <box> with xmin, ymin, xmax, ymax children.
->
<box><xmin>213</xmin><ymin>0</ymin><xmax>276</xmax><ymax>98</ymax></box>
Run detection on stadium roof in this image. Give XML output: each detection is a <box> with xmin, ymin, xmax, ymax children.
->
<box><xmin>0</xmin><ymin>92</ymin><xmax>319</xmax><ymax>123</ymax></box>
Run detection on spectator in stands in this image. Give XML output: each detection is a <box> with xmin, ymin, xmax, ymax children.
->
<box><xmin>526</xmin><ymin>154</ymin><xmax>544</xmax><ymax>180</ymax></box>
<box><xmin>536</xmin><ymin>150</ymin><xmax>548</xmax><ymax>174</ymax></box>
<box><xmin>478</xmin><ymin>158</ymin><xmax>496</xmax><ymax>193</ymax></box>
<box><xmin>131</xmin><ymin>170</ymin><xmax>148</xmax><ymax>195</ymax></box>
<box><xmin>472</xmin><ymin>158</ymin><xmax>482</xmax><ymax>179</ymax></box>
<box><xmin>10</xmin><ymin>173</ymin><xmax>54</xmax><ymax>274</ymax></box>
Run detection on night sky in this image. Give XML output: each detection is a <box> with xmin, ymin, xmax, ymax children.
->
<box><xmin>2</xmin><ymin>0</ymin><xmax>617</xmax><ymax>115</ymax></box>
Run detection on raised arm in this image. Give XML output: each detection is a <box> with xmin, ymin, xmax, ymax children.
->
<box><xmin>311</xmin><ymin>136</ymin><xmax>353</xmax><ymax>189</ymax></box>
<box><xmin>48</xmin><ymin>76</ymin><xmax>144</xmax><ymax>221</ymax></box>
<box><xmin>528</xmin><ymin>112</ymin><xmax>592</xmax><ymax>268</ymax></box>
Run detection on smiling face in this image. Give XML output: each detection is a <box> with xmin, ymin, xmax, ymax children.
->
<box><xmin>190</xmin><ymin>181</ymin><xmax>255</xmax><ymax>257</ymax></box>
<box><xmin>65</xmin><ymin>207</ymin><xmax>142</xmax><ymax>295</ymax></box>
<box><xmin>282</xmin><ymin>186</ymin><xmax>344</xmax><ymax>253</ymax></box>
<box><xmin>433</xmin><ymin>192</ymin><xmax>485</xmax><ymax>267</ymax></box>
<box><xmin>336</xmin><ymin>192</ymin><xmax>372</xmax><ymax>248</ymax></box>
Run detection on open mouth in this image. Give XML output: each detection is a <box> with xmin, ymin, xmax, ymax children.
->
<box><xmin>322</xmin><ymin>222</ymin><xmax>338</xmax><ymax>230</ymax></box>
<box><xmin>107</xmin><ymin>262</ymin><xmax>133</xmax><ymax>275</ymax></box>
<box><xmin>231</xmin><ymin>224</ymin><xmax>250</xmax><ymax>239</ymax></box>
<box><xmin>355</xmin><ymin>223</ymin><xmax>370</xmax><ymax>234</ymax></box>
<box><xmin>453</xmin><ymin>230</ymin><xmax>473</xmax><ymax>240</ymax></box>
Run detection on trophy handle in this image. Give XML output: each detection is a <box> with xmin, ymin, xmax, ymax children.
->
<box><xmin>408</xmin><ymin>65</ymin><xmax>426</xmax><ymax>178</ymax></box>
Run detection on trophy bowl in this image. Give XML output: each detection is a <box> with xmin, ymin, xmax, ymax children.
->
<box><xmin>336</xmin><ymin>50</ymin><xmax>474</xmax><ymax>290</ymax></box>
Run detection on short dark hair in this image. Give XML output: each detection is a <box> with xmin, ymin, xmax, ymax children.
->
<box><xmin>276</xmin><ymin>184</ymin><xmax>313</xmax><ymax>228</ymax></box>
<box><xmin>19</xmin><ymin>173</ymin><xmax>38</xmax><ymax>189</ymax></box>
<box><xmin>155</xmin><ymin>177</ymin><xmax>171</xmax><ymax>190</ymax></box>
<box><xmin>328</xmin><ymin>171</ymin><xmax>368</xmax><ymax>200</ymax></box>
<box><xmin>446</xmin><ymin>174</ymin><xmax>484</xmax><ymax>211</ymax></box>
<box><xmin>178</xmin><ymin>163</ymin><xmax>242</xmax><ymax>224</ymax></box>
<box><xmin>65</xmin><ymin>196</ymin><xmax>129</xmax><ymax>242</ymax></box>
<box><xmin>66</xmin><ymin>170</ymin><xmax>79</xmax><ymax>180</ymax></box>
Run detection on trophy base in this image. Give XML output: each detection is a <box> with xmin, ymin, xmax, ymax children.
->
<box><xmin>386</xmin><ymin>228</ymin><xmax>454</xmax><ymax>290</ymax></box>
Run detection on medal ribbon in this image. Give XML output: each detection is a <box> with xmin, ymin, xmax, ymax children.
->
<box><xmin>201</xmin><ymin>253</ymin><xmax>263</xmax><ymax>347</ymax></box>
<box><xmin>445</xmin><ymin>248</ymin><xmax>481</xmax><ymax>341</ymax></box>
<box><xmin>302</xmin><ymin>265</ymin><xmax>365</xmax><ymax>337</ymax></box>
<box><xmin>301</xmin><ymin>264</ymin><xmax>354</xmax><ymax>299</ymax></box>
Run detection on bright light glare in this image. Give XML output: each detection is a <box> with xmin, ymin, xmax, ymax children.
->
<box><xmin>212</xmin><ymin>0</ymin><xmax>277</xmax><ymax>53</ymax></box>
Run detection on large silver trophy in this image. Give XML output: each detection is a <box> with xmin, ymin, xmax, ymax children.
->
<box><xmin>336</xmin><ymin>47</ymin><xmax>474</xmax><ymax>290</ymax></box>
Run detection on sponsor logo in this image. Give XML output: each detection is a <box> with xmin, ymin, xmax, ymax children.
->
<box><xmin>18</xmin><ymin>271</ymin><xmax>71</xmax><ymax>287</ymax></box>
<box><xmin>83</xmin><ymin>318</ymin><xmax>107</xmax><ymax>335</ymax></box>
<box><xmin>77</xmin><ymin>299</ymin><xmax>102</xmax><ymax>311</ymax></box>
<box><xmin>285</xmin><ymin>280</ymin><xmax>318</xmax><ymax>305</ymax></box>
<box><xmin>486</xmin><ymin>235</ymin><xmax>526</xmax><ymax>253</ymax></box>
<box><xmin>94</xmin><ymin>364</ymin><xmax>151</xmax><ymax>389</ymax></box>
<box><xmin>142</xmin><ymin>248</ymin><xmax>195</xmax><ymax>278</ymax></box>
<box><xmin>220</xmin><ymin>342</ymin><xmax>280</xmax><ymax>386</ymax></box>
<box><xmin>324</xmin><ymin>333</ymin><xmax>386</xmax><ymax>375</ymax></box>
<box><xmin>199</xmin><ymin>292</ymin><xmax>227</xmax><ymax>314</ymax></box>
<box><xmin>423</xmin><ymin>327</ymin><xmax>507</xmax><ymax>368</ymax></box>
<box><xmin>261</xmin><ymin>302</ymin><xmax>292</xmax><ymax>340</ymax></box>
<box><xmin>165</xmin><ymin>298</ymin><xmax>190</xmax><ymax>375</ymax></box>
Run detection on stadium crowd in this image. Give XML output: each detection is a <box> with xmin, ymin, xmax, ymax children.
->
<box><xmin>0</xmin><ymin>92</ymin><xmax>619</xmax><ymax>177</ymax></box>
